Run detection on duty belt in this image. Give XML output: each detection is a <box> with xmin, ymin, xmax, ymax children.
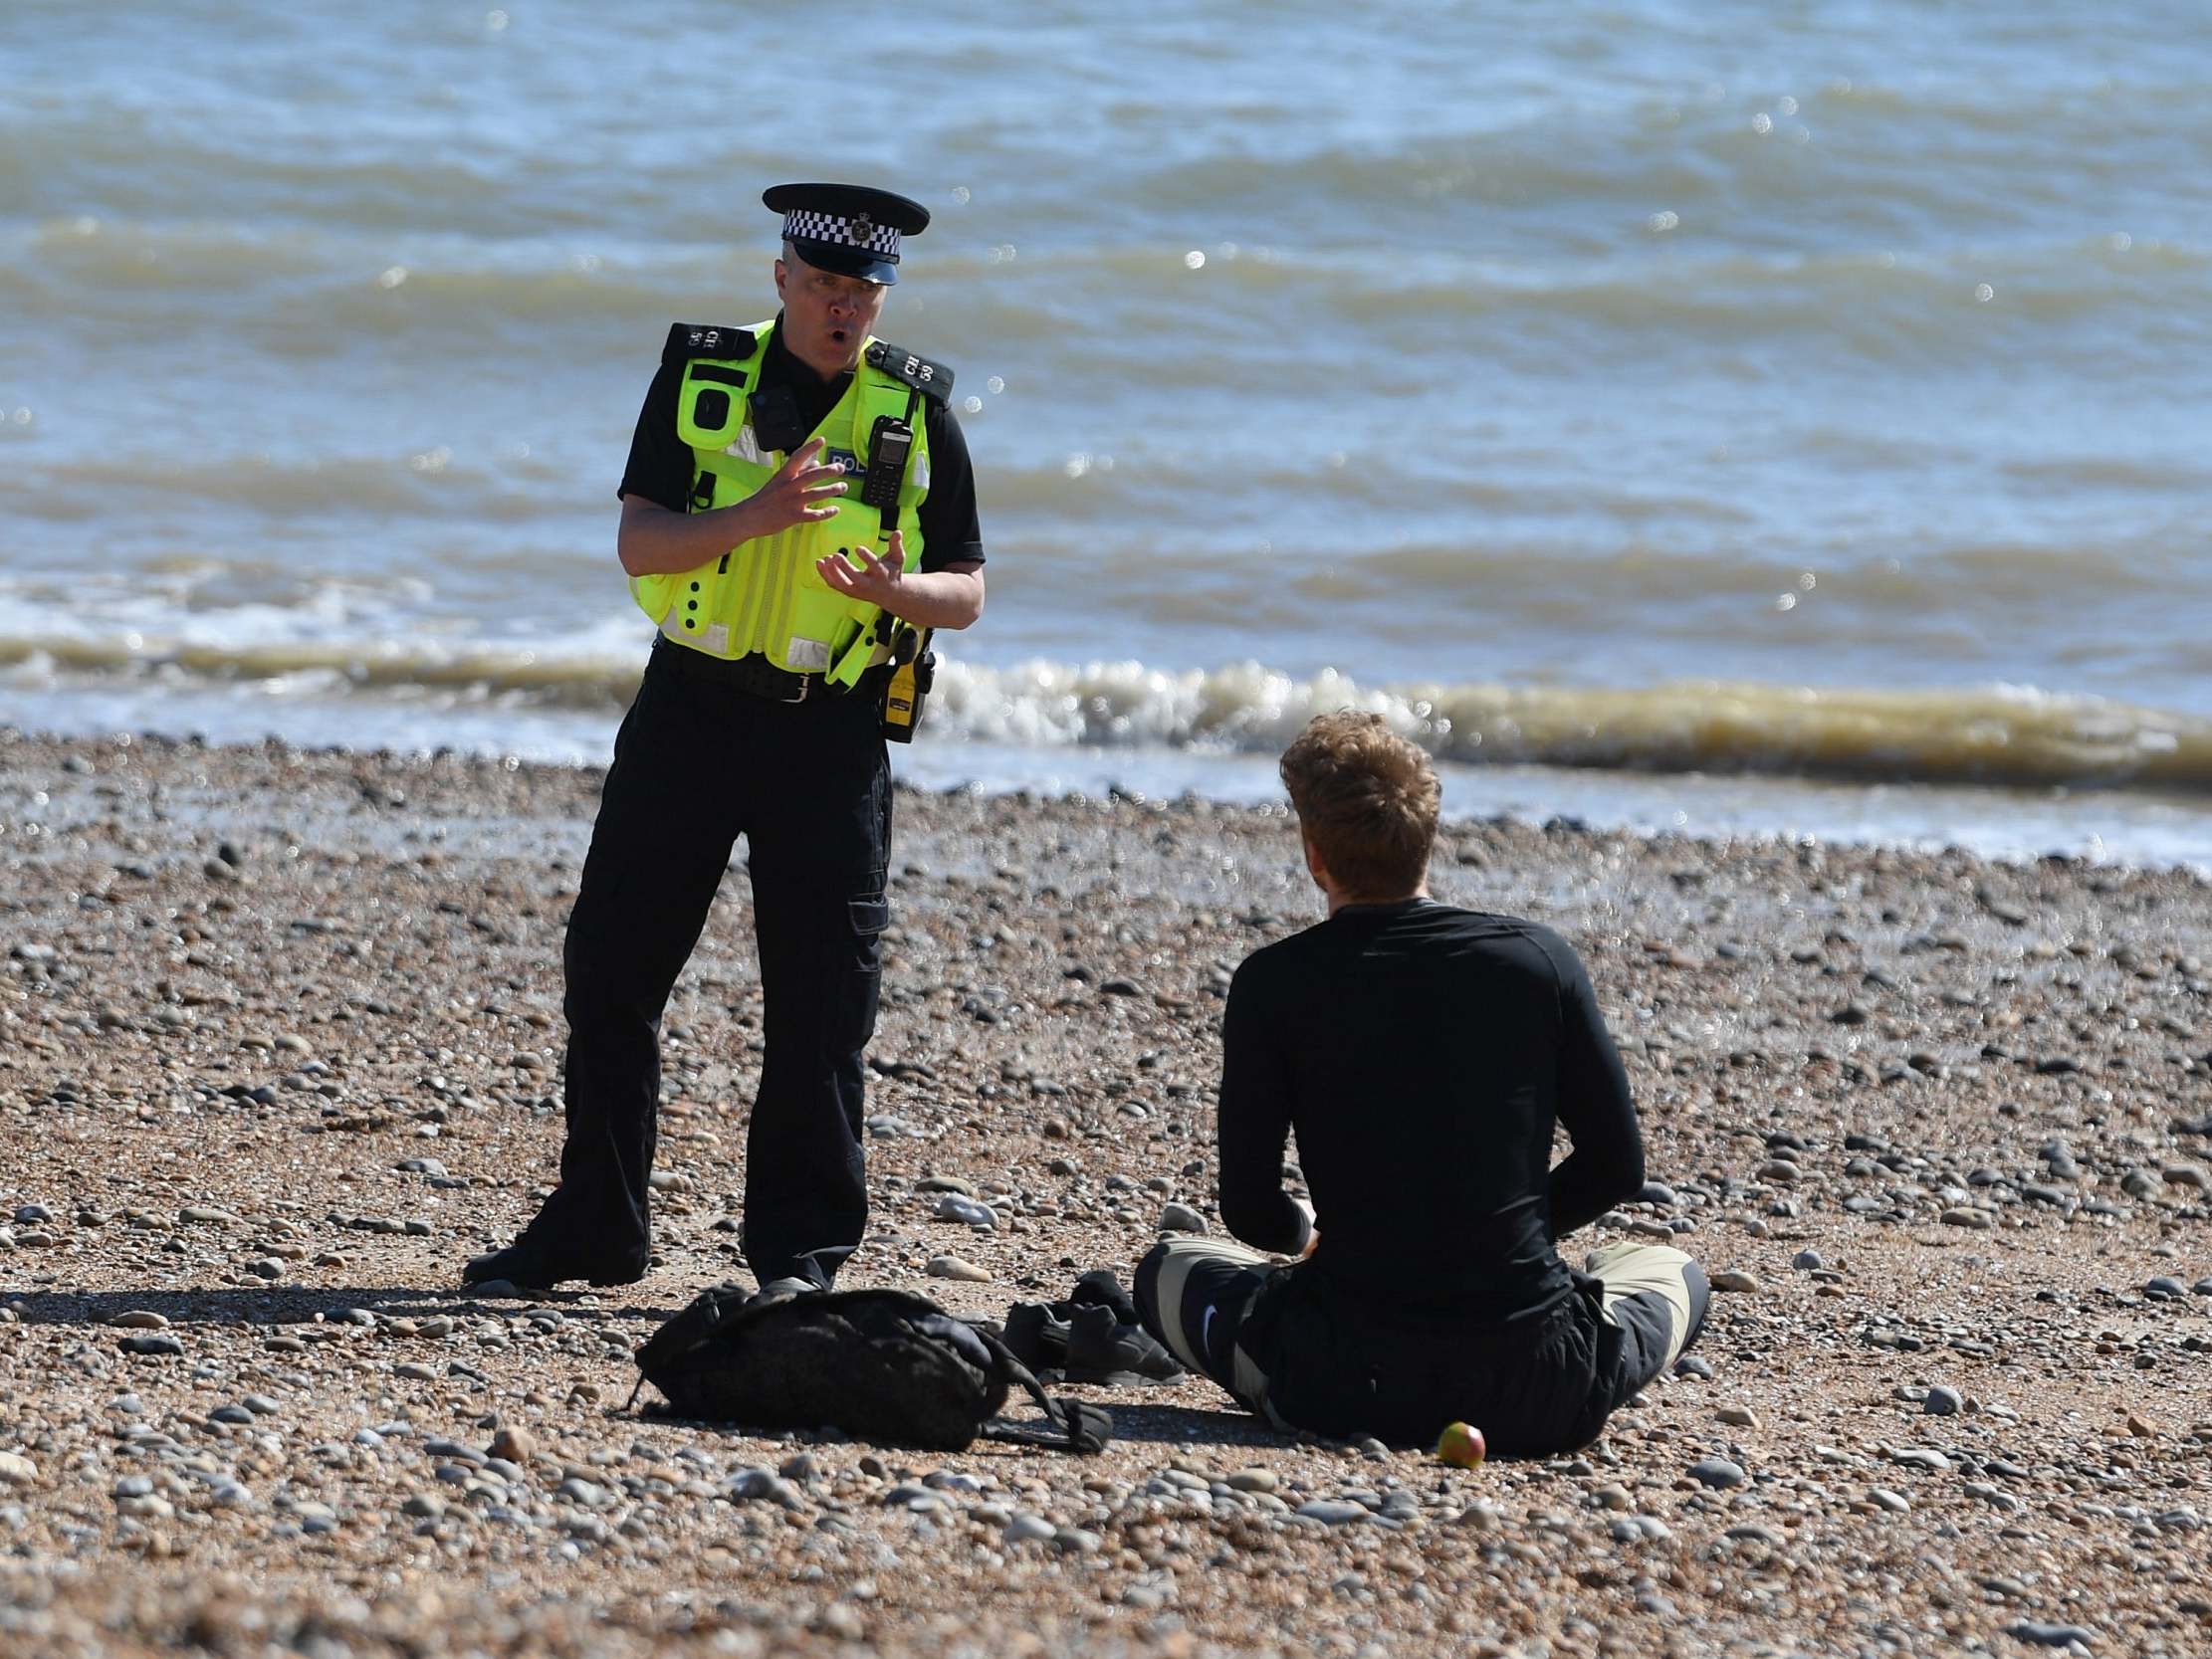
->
<box><xmin>651</xmin><ymin>640</ymin><xmax>883</xmax><ymax>704</ymax></box>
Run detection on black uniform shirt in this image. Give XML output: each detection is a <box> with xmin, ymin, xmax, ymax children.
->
<box><xmin>617</xmin><ymin>315</ymin><xmax>985</xmax><ymax>571</ymax></box>
<box><xmin>1217</xmin><ymin>900</ymin><xmax>1645</xmax><ymax>1324</ymax></box>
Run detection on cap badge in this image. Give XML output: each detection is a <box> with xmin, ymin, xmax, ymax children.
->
<box><xmin>847</xmin><ymin>213</ymin><xmax>874</xmax><ymax>245</ymax></box>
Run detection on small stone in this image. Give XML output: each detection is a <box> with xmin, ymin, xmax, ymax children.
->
<box><xmin>118</xmin><ymin>1335</ymin><xmax>184</xmax><ymax>1357</ymax></box>
<box><xmin>926</xmin><ymin>1255</ymin><xmax>990</xmax><ymax>1283</ymax></box>
<box><xmin>1002</xmin><ymin>1512</ymin><xmax>1056</xmax><ymax>1545</ymax></box>
<box><xmin>1716</xmin><ymin>1405</ymin><xmax>1759</xmax><ymax>1429</ymax></box>
<box><xmin>1723</xmin><ymin>1523</ymin><xmax>1785</xmax><ymax>1547</ymax></box>
<box><xmin>394</xmin><ymin>1361</ymin><xmax>438</xmax><ymax>1381</ymax></box>
<box><xmin>1891</xmin><ymin>1449</ymin><xmax>1950</xmax><ymax>1473</ymax></box>
<box><xmin>2006</xmin><ymin>1621</ymin><xmax>2098</xmax><ymax>1650</ymax></box>
<box><xmin>1711</xmin><ymin>1271</ymin><xmax>1760</xmax><ymax>1293</ymax></box>
<box><xmin>2127</xmin><ymin>1411</ymin><xmax>2160</xmax><ymax>1437</ymax></box>
<box><xmin>934</xmin><ymin>1193</ymin><xmax>996</xmax><ymax>1229</ymax></box>
<box><xmin>1051</xmin><ymin>1526</ymin><xmax>1104</xmax><ymax>1554</ymax></box>
<box><xmin>108</xmin><ymin>1311</ymin><xmax>170</xmax><ymax>1330</ymax></box>
<box><xmin>1924</xmin><ymin>1386</ymin><xmax>1963</xmax><ymax>1416</ymax></box>
<box><xmin>402</xmin><ymin>1494</ymin><xmax>445</xmax><ymax>1520</ymax></box>
<box><xmin>1939</xmin><ymin>1207</ymin><xmax>1993</xmax><ymax>1230</ymax></box>
<box><xmin>1226</xmin><ymin>1468</ymin><xmax>1278</xmax><ymax>1494</ymax></box>
<box><xmin>1867</xmin><ymin>1487</ymin><xmax>1910</xmax><ymax>1515</ymax></box>
<box><xmin>1791</xmin><ymin>1249</ymin><xmax>1825</xmax><ymax>1271</ymax></box>
<box><xmin>1686</xmin><ymin>1457</ymin><xmax>1747</xmax><ymax>1490</ymax></box>
<box><xmin>1674</xmin><ymin>1355</ymin><xmax>1714</xmax><ymax>1379</ymax></box>
<box><xmin>2144</xmin><ymin>1276</ymin><xmax>2187</xmax><ymax>1301</ymax></box>
<box><xmin>729</xmin><ymin>1469</ymin><xmax>803</xmax><ymax>1509</ymax></box>
<box><xmin>1295</xmin><ymin>1500</ymin><xmax>1370</xmax><ymax>1526</ymax></box>
<box><xmin>0</xmin><ymin>1453</ymin><xmax>37</xmax><ymax>1485</ymax></box>
<box><xmin>489</xmin><ymin>1426</ymin><xmax>534</xmax><ymax>1463</ymax></box>
<box><xmin>1158</xmin><ymin>1202</ymin><xmax>1208</xmax><ymax>1234</ymax></box>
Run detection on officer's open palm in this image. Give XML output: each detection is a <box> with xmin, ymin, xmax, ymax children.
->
<box><xmin>746</xmin><ymin>436</ymin><xmax>846</xmax><ymax>536</ymax></box>
<box><xmin>816</xmin><ymin>530</ymin><xmax>908</xmax><ymax>607</ymax></box>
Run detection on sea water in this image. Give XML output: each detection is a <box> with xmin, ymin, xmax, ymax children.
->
<box><xmin>3</xmin><ymin>0</ymin><xmax>2207</xmax><ymax>862</ymax></box>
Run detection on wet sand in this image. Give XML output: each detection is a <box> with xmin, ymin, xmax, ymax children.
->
<box><xmin>1</xmin><ymin>726</ymin><xmax>2209</xmax><ymax>1658</ymax></box>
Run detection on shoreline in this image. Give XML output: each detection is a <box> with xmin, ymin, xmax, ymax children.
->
<box><xmin>2</xmin><ymin>712</ymin><xmax>2207</xmax><ymax>878</ymax></box>
<box><xmin>2</xmin><ymin>726</ymin><xmax>2210</xmax><ymax>1657</ymax></box>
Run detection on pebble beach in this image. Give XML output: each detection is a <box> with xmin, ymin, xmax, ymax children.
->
<box><xmin>2</xmin><ymin>726</ymin><xmax>2210</xmax><ymax>1658</ymax></box>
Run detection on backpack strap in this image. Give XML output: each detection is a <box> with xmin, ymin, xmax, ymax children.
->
<box><xmin>625</xmin><ymin>1281</ymin><xmax>758</xmax><ymax>1411</ymax></box>
<box><xmin>969</xmin><ymin>1324</ymin><xmax>1113</xmax><ymax>1454</ymax></box>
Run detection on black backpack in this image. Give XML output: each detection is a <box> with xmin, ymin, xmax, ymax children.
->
<box><xmin>630</xmin><ymin>1286</ymin><xmax>1112</xmax><ymax>1454</ymax></box>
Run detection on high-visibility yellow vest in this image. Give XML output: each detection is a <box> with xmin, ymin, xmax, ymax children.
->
<box><xmin>629</xmin><ymin>320</ymin><xmax>946</xmax><ymax>684</ymax></box>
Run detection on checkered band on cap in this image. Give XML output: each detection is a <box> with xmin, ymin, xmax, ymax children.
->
<box><xmin>781</xmin><ymin>209</ymin><xmax>901</xmax><ymax>259</ymax></box>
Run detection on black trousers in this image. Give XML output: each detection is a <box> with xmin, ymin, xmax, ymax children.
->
<box><xmin>1135</xmin><ymin>1238</ymin><xmax>1709</xmax><ymax>1454</ymax></box>
<box><xmin>549</xmin><ymin>642</ymin><xmax>892</xmax><ymax>1287</ymax></box>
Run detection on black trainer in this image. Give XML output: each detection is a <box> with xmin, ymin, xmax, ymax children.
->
<box><xmin>1071</xmin><ymin>1269</ymin><xmax>1140</xmax><ymax>1326</ymax></box>
<box><xmin>1001</xmin><ymin>1301</ymin><xmax>1072</xmax><ymax>1370</ymax></box>
<box><xmin>1062</xmin><ymin>1302</ymin><xmax>1185</xmax><ymax>1384</ymax></box>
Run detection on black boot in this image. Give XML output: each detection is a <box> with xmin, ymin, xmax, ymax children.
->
<box><xmin>460</xmin><ymin>1211</ymin><xmax>649</xmax><ymax>1291</ymax></box>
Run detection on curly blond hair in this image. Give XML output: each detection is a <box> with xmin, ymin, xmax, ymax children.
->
<box><xmin>1278</xmin><ymin>712</ymin><xmax>1439</xmax><ymax>900</ymax></box>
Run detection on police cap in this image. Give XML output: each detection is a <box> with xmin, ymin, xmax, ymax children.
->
<box><xmin>764</xmin><ymin>182</ymin><xmax>931</xmax><ymax>287</ymax></box>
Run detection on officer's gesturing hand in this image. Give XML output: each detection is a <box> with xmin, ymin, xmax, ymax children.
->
<box><xmin>744</xmin><ymin>436</ymin><xmax>847</xmax><ymax>536</ymax></box>
<box><xmin>816</xmin><ymin>531</ymin><xmax>909</xmax><ymax>607</ymax></box>
<box><xmin>814</xmin><ymin>529</ymin><xmax>986</xmax><ymax>628</ymax></box>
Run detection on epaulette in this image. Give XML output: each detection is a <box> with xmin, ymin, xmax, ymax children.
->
<box><xmin>865</xmin><ymin>339</ymin><xmax>955</xmax><ymax>402</ymax></box>
<box><xmin>662</xmin><ymin>323</ymin><xmax>756</xmax><ymax>366</ymax></box>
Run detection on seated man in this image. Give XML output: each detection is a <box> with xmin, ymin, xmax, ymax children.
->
<box><xmin>1136</xmin><ymin>713</ymin><xmax>1707</xmax><ymax>1454</ymax></box>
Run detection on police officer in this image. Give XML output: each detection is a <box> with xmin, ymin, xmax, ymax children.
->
<box><xmin>464</xmin><ymin>183</ymin><xmax>985</xmax><ymax>1295</ymax></box>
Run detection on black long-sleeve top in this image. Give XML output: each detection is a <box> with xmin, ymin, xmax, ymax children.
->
<box><xmin>1217</xmin><ymin>900</ymin><xmax>1644</xmax><ymax>1323</ymax></box>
